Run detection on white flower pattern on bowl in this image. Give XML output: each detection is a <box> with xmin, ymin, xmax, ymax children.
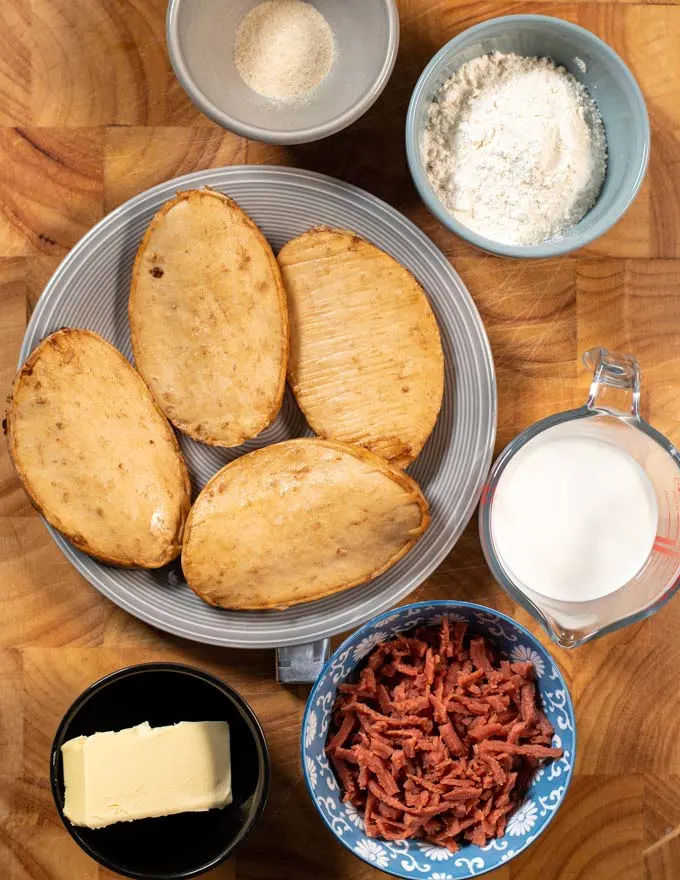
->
<box><xmin>305</xmin><ymin>755</ymin><xmax>317</xmax><ymax>790</ymax></box>
<box><xmin>510</xmin><ymin>644</ymin><xmax>546</xmax><ymax>678</ymax></box>
<box><xmin>506</xmin><ymin>799</ymin><xmax>538</xmax><ymax>837</ymax></box>
<box><xmin>419</xmin><ymin>844</ymin><xmax>454</xmax><ymax>861</ymax></box>
<box><xmin>355</xmin><ymin>839</ymin><xmax>390</xmax><ymax>868</ymax></box>
<box><xmin>353</xmin><ymin>631</ymin><xmax>388</xmax><ymax>662</ymax></box>
<box><xmin>431</xmin><ymin>612</ymin><xmax>468</xmax><ymax>625</ymax></box>
<box><xmin>304</xmin><ymin>710</ymin><xmax>318</xmax><ymax>749</ymax></box>
<box><xmin>344</xmin><ymin>801</ymin><xmax>365</xmax><ymax>829</ymax></box>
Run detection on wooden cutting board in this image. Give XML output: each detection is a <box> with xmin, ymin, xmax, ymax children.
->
<box><xmin>1</xmin><ymin>1</ymin><xmax>680</xmax><ymax>878</ymax></box>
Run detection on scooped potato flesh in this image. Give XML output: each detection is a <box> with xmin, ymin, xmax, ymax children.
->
<box><xmin>181</xmin><ymin>439</ymin><xmax>430</xmax><ymax>609</ymax></box>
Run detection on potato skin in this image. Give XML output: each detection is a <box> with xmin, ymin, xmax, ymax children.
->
<box><xmin>5</xmin><ymin>329</ymin><xmax>191</xmax><ymax>568</ymax></box>
<box><xmin>278</xmin><ymin>227</ymin><xmax>444</xmax><ymax>468</ymax></box>
<box><xmin>130</xmin><ymin>188</ymin><xmax>289</xmax><ymax>447</ymax></box>
<box><xmin>181</xmin><ymin>438</ymin><xmax>430</xmax><ymax>610</ymax></box>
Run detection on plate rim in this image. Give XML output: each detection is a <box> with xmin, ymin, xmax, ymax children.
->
<box><xmin>18</xmin><ymin>165</ymin><xmax>497</xmax><ymax>648</ymax></box>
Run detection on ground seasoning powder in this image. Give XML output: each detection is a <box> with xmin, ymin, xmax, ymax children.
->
<box><xmin>234</xmin><ymin>0</ymin><xmax>336</xmax><ymax>102</ymax></box>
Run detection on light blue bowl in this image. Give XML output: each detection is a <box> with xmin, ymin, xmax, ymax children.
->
<box><xmin>406</xmin><ymin>15</ymin><xmax>650</xmax><ymax>258</ymax></box>
<box><xmin>301</xmin><ymin>601</ymin><xmax>576</xmax><ymax>879</ymax></box>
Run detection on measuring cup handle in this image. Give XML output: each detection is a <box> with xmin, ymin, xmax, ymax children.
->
<box><xmin>583</xmin><ymin>347</ymin><xmax>641</xmax><ymax>418</ymax></box>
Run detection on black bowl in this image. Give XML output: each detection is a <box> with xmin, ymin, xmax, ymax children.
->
<box><xmin>50</xmin><ymin>663</ymin><xmax>270</xmax><ymax>880</ymax></box>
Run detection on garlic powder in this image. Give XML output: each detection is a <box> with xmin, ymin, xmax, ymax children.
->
<box><xmin>234</xmin><ymin>0</ymin><xmax>335</xmax><ymax>102</ymax></box>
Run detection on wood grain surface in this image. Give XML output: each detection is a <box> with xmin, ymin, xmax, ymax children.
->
<box><xmin>1</xmin><ymin>1</ymin><xmax>679</xmax><ymax>878</ymax></box>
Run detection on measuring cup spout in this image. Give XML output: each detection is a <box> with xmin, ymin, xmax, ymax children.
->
<box><xmin>540</xmin><ymin>613</ymin><xmax>610</xmax><ymax>649</ymax></box>
<box><xmin>511</xmin><ymin>598</ymin><xmax>598</xmax><ymax>649</ymax></box>
<box><xmin>584</xmin><ymin>347</ymin><xmax>641</xmax><ymax>418</ymax></box>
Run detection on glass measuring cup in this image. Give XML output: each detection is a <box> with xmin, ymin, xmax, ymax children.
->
<box><xmin>479</xmin><ymin>347</ymin><xmax>680</xmax><ymax>648</ymax></box>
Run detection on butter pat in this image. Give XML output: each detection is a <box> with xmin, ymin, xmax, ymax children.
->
<box><xmin>61</xmin><ymin>720</ymin><xmax>232</xmax><ymax>828</ymax></box>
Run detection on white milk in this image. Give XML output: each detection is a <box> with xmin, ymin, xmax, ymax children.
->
<box><xmin>490</xmin><ymin>431</ymin><xmax>658</xmax><ymax>602</ymax></box>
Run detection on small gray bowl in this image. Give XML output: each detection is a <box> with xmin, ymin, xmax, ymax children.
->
<box><xmin>406</xmin><ymin>15</ymin><xmax>650</xmax><ymax>258</ymax></box>
<box><xmin>167</xmin><ymin>0</ymin><xmax>399</xmax><ymax>145</ymax></box>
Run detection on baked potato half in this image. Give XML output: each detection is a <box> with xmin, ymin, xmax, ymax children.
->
<box><xmin>5</xmin><ymin>329</ymin><xmax>191</xmax><ymax>568</ymax></box>
<box><xmin>181</xmin><ymin>438</ymin><xmax>430</xmax><ymax>610</ymax></box>
<box><xmin>278</xmin><ymin>228</ymin><xmax>444</xmax><ymax>468</ymax></box>
<box><xmin>130</xmin><ymin>188</ymin><xmax>289</xmax><ymax>447</ymax></box>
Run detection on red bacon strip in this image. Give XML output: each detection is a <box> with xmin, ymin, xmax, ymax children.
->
<box><xmin>325</xmin><ymin>620</ymin><xmax>563</xmax><ymax>852</ymax></box>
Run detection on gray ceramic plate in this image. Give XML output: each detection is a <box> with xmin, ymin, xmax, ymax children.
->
<box><xmin>19</xmin><ymin>166</ymin><xmax>496</xmax><ymax>648</ymax></box>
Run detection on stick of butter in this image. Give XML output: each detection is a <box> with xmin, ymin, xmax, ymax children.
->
<box><xmin>61</xmin><ymin>720</ymin><xmax>232</xmax><ymax>828</ymax></box>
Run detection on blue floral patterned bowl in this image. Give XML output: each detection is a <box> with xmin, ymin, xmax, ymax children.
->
<box><xmin>301</xmin><ymin>601</ymin><xmax>576</xmax><ymax>879</ymax></box>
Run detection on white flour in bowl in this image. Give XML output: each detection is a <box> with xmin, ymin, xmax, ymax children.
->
<box><xmin>422</xmin><ymin>52</ymin><xmax>607</xmax><ymax>246</ymax></box>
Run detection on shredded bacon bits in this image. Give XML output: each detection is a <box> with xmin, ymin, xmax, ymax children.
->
<box><xmin>326</xmin><ymin>620</ymin><xmax>563</xmax><ymax>851</ymax></box>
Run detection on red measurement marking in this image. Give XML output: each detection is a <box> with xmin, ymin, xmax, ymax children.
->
<box><xmin>654</xmin><ymin>535</ymin><xmax>676</xmax><ymax>547</ymax></box>
<box><xmin>653</xmin><ymin>539</ymin><xmax>680</xmax><ymax>559</ymax></box>
<box><xmin>480</xmin><ymin>482</ymin><xmax>491</xmax><ymax>505</ymax></box>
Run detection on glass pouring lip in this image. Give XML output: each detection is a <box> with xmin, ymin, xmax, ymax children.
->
<box><xmin>478</xmin><ymin>406</ymin><xmax>680</xmax><ymax>648</ymax></box>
